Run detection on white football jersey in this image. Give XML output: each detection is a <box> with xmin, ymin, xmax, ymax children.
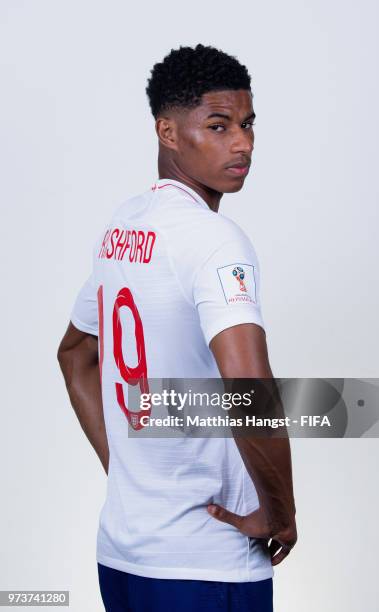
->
<box><xmin>70</xmin><ymin>178</ymin><xmax>273</xmax><ymax>582</ymax></box>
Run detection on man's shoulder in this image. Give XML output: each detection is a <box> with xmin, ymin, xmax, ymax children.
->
<box><xmin>174</xmin><ymin>207</ymin><xmax>250</xmax><ymax>253</ymax></box>
<box><xmin>162</xmin><ymin>211</ymin><xmax>253</xmax><ymax>286</ymax></box>
<box><xmin>208</xmin><ymin>211</ymin><xmax>250</xmax><ymax>245</ymax></box>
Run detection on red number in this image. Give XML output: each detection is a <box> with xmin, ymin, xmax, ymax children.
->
<box><xmin>97</xmin><ymin>285</ymin><xmax>151</xmax><ymax>431</ymax></box>
<box><xmin>97</xmin><ymin>285</ymin><xmax>104</xmax><ymax>382</ymax></box>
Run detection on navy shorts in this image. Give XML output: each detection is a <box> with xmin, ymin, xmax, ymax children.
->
<box><xmin>98</xmin><ymin>563</ymin><xmax>273</xmax><ymax>612</ymax></box>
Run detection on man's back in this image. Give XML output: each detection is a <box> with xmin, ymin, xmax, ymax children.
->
<box><xmin>71</xmin><ymin>178</ymin><xmax>273</xmax><ymax>581</ymax></box>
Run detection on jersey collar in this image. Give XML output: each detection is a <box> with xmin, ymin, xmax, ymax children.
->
<box><xmin>151</xmin><ymin>178</ymin><xmax>210</xmax><ymax>211</ymax></box>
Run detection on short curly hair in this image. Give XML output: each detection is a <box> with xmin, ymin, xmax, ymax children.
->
<box><xmin>146</xmin><ymin>44</ymin><xmax>251</xmax><ymax>118</ymax></box>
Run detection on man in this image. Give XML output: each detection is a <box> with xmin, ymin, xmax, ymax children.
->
<box><xmin>58</xmin><ymin>44</ymin><xmax>297</xmax><ymax>612</ymax></box>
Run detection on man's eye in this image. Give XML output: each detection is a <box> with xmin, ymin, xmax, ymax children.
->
<box><xmin>242</xmin><ymin>121</ymin><xmax>255</xmax><ymax>129</ymax></box>
<box><xmin>209</xmin><ymin>124</ymin><xmax>225</xmax><ymax>132</ymax></box>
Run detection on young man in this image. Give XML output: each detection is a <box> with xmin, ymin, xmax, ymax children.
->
<box><xmin>58</xmin><ymin>44</ymin><xmax>297</xmax><ymax>612</ymax></box>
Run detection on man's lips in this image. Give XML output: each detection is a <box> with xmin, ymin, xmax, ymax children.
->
<box><xmin>225</xmin><ymin>162</ymin><xmax>250</xmax><ymax>176</ymax></box>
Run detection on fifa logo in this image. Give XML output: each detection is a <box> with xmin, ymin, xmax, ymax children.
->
<box><xmin>232</xmin><ymin>266</ymin><xmax>247</xmax><ymax>292</ymax></box>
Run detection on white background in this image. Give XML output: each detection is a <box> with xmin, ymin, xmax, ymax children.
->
<box><xmin>1</xmin><ymin>1</ymin><xmax>378</xmax><ymax>610</ymax></box>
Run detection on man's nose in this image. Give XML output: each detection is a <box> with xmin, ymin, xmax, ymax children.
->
<box><xmin>230</xmin><ymin>128</ymin><xmax>254</xmax><ymax>155</ymax></box>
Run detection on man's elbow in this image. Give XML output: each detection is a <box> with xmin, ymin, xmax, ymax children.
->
<box><xmin>57</xmin><ymin>344</ymin><xmax>74</xmax><ymax>388</ymax></box>
<box><xmin>57</xmin><ymin>342</ymin><xmax>64</xmax><ymax>366</ymax></box>
<box><xmin>57</xmin><ymin>336</ymin><xmax>69</xmax><ymax>368</ymax></box>
<box><xmin>57</xmin><ymin>322</ymin><xmax>84</xmax><ymax>373</ymax></box>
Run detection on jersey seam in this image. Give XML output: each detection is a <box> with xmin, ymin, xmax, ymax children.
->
<box><xmin>151</xmin><ymin>181</ymin><xmax>210</xmax><ymax>210</ymax></box>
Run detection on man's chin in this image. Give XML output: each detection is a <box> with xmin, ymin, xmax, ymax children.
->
<box><xmin>222</xmin><ymin>178</ymin><xmax>246</xmax><ymax>193</ymax></box>
<box><xmin>203</xmin><ymin>176</ymin><xmax>246</xmax><ymax>195</ymax></box>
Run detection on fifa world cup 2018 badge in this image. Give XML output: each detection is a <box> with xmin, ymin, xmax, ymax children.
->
<box><xmin>217</xmin><ymin>263</ymin><xmax>255</xmax><ymax>304</ymax></box>
<box><xmin>232</xmin><ymin>266</ymin><xmax>247</xmax><ymax>292</ymax></box>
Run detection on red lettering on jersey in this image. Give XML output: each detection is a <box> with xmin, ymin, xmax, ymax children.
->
<box><xmin>98</xmin><ymin>229</ymin><xmax>111</xmax><ymax>258</ymax></box>
<box><xmin>98</xmin><ymin>227</ymin><xmax>156</xmax><ymax>264</ymax></box>
<box><xmin>143</xmin><ymin>231</ymin><xmax>156</xmax><ymax>263</ymax></box>
<box><xmin>129</xmin><ymin>230</ymin><xmax>137</xmax><ymax>262</ymax></box>
<box><xmin>106</xmin><ymin>228</ymin><xmax>119</xmax><ymax>259</ymax></box>
<box><xmin>120</xmin><ymin>230</ymin><xmax>131</xmax><ymax>260</ymax></box>
<box><xmin>135</xmin><ymin>231</ymin><xmax>144</xmax><ymax>263</ymax></box>
<box><xmin>114</xmin><ymin>230</ymin><xmax>128</xmax><ymax>260</ymax></box>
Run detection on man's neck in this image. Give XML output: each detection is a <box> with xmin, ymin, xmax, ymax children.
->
<box><xmin>158</xmin><ymin>160</ymin><xmax>222</xmax><ymax>212</ymax></box>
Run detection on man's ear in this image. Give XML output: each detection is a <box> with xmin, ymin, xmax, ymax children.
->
<box><xmin>155</xmin><ymin>116</ymin><xmax>179</xmax><ymax>151</ymax></box>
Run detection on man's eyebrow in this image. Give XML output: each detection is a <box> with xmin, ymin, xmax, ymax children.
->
<box><xmin>206</xmin><ymin>111</ymin><xmax>256</xmax><ymax>121</ymax></box>
<box><xmin>206</xmin><ymin>112</ymin><xmax>231</xmax><ymax>120</ymax></box>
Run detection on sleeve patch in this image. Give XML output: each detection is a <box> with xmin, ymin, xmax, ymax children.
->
<box><xmin>217</xmin><ymin>263</ymin><xmax>257</xmax><ymax>304</ymax></box>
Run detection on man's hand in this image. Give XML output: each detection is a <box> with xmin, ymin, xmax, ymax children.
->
<box><xmin>207</xmin><ymin>504</ymin><xmax>297</xmax><ymax>566</ymax></box>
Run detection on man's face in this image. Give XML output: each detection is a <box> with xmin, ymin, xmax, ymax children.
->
<box><xmin>172</xmin><ymin>89</ymin><xmax>255</xmax><ymax>194</ymax></box>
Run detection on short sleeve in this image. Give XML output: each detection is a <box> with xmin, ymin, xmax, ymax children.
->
<box><xmin>70</xmin><ymin>273</ymin><xmax>99</xmax><ymax>336</ymax></box>
<box><xmin>193</xmin><ymin>236</ymin><xmax>265</xmax><ymax>347</ymax></box>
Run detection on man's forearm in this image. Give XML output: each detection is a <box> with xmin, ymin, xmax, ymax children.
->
<box><xmin>228</xmin><ymin>376</ymin><xmax>296</xmax><ymax>533</ymax></box>
<box><xmin>59</xmin><ymin>352</ymin><xmax>109</xmax><ymax>474</ymax></box>
<box><xmin>234</xmin><ymin>435</ymin><xmax>296</xmax><ymax>533</ymax></box>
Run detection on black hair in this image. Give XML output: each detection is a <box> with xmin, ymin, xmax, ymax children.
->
<box><xmin>146</xmin><ymin>43</ymin><xmax>251</xmax><ymax>118</ymax></box>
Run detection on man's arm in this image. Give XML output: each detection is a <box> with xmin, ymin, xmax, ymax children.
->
<box><xmin>208</xmin><ymin>322</ymin><xmax>297</xmax><ymax>566</ymax></box>
<box><xmin>57</xmin><ymin>322</ymin><xmax>109</xmax><ymax>475</ymax></box>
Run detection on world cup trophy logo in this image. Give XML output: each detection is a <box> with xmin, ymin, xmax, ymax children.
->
<box><xmin>232</xmin><ymin>266</ymin><xmax>247</xmax><ymax>292</ymax></box>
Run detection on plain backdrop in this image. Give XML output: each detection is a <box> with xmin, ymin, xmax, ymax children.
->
<box><xmin>0</xmin><ymin>1</ymin><xmax>378</xmax><ymax>610</ymax></box>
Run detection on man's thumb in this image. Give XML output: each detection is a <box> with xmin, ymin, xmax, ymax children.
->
<box><xmin>207</xmin><ymin>504</ymin><xmax>242</xmax><ymax>530</ymax></box>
